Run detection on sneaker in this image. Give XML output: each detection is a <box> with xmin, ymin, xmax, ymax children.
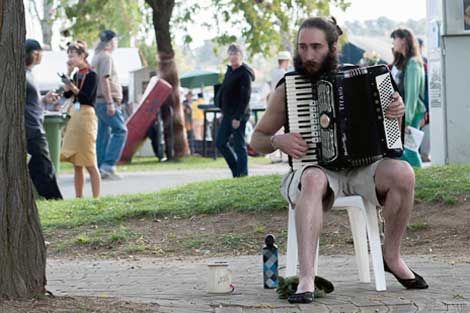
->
<box><xmin>100</xmin><ymin>167</ymin><xmax>123</xmax><ymax>180</ymax></box>
<box><xmin>99</xmin><ymin>168</ymin><xmax>110</xmax><ymax>179</ymax></box>
<box><xmin>421</xmin><ymin>154</ymin><xmax>431</xmax><ymax>163</ymax></box>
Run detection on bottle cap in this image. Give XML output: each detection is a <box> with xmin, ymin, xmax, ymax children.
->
<box><xmin>264</xmin><ymin>234</ymin><xmax>275</xmax><ymax>246</ymax></box>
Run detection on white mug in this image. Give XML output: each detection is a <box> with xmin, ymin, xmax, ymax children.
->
<box><xmin>207</xmin><ymin>262</ymin><xmax>234</xmax><ymax>294</ymax></box>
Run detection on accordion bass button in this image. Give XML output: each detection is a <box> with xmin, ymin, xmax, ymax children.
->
<box><xmin>319</xmin><ymin>113</ymin><xmax>331</xmax><ymax>129</ymax></box>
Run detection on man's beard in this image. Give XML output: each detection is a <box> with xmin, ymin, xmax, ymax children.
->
<box><xmin>293</xmin><ymin>50</ymin><xmax>338</xmax><ymax>81</ymax></box>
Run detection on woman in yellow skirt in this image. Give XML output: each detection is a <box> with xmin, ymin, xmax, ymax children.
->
<box><xmin>61</xmin><ymin>41</ymin><xmax>101</xmax><ymax>198</ymax></box>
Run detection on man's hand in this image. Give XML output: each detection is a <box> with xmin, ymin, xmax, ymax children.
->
<box><xmin>385</xmin><ymin>92</ymin><xmax>405</xmax><ymax>119</ymax></box>
<box><xmin>43</xmin><ymin>90</ymin><xmax>60</xmax><ymax>104</ymax></box>
<box><xmin>107</xmin><ymin>102</ymin><xmax>116</xmax><ymax>116</ymax></box>
<box><xmin>61</xmin><ymin>74</ymin><xmax>72</xmax><ymax>86</ymax></box>
<box><xmin>232</xmin><ymin>119</ymin><xmax>240</xmax><ymax>129</ymax></box>
<box><xmin>272</xmin><ymin>133</ymin><xmax>308</xmax><ymax>159</ymax></box>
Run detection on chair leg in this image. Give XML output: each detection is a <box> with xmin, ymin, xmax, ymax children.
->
<box><xmin>347</xmin><ymin>206</ymin><xmax>371</xmax><ymax>283</ymax></box>
<box><xmin>363</xmin><ymin>199</ymin><xmax>387</xmax><ymax>291</ymax></box>
<box><xmin>286</xmin><ymin>204</ymin><xmax>298</xmax><ymax>277</ymax></box>
<box><xmin>314</xmin><ymin>239</ymin><xmax>319</xmax><ymax>275</ymax></box>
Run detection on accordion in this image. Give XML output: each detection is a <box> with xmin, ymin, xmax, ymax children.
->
<box><xmin>284</xmin><ymin>65</ymin><xmax>403</xmax><ymax>171</ymax></box>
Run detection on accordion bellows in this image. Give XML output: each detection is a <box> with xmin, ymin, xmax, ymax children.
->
<box><xmin>285</xmin><ymin>65</ymin><xmax>403</xmax><ymax>171</ymax></box>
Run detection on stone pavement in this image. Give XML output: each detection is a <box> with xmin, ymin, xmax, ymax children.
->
<box><xmin>47</xmin><ymin>254</ymin><xmax>470</xmax><ymax>313</ymax></box>
<box><xmin>57</xmin><ymin>163</ymin><xmax>289</xmax><ymax>199</ymax></box>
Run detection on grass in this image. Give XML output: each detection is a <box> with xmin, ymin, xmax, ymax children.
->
<box><xmin>407</xmin><ymin>222</ymin><xmax>430</xmax><ymax>231</ymax></box>
<box><xmin>73</xmin><ymin>226</ymin><xmax>139</xmax><ymax>248</ymax></box>
<box><xmin>38</xmin><ymin>165</ymin><xmax>470</xmax><ymax>256</ymax></box>
<box><xmin>38</xmin><ymin>164</ymin><xmax>470</xmax><ymax>233</ymax></box>
<box><xmin>414</xmin><ymin>164</ymin><xmax>470</xmax><ymax>204</ymax></box>
<box><xmin>39</xmin><ymin>174</ymin><xmax>285</xmax><ymax>231</ymax></box>
<box><xmin>58</xmin><ymin>155</ymin><xmax>270</xmax><ymax>173</ymax></box>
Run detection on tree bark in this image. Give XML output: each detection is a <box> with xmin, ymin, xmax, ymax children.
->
<box><xmin>0</xmin><ymin>0</ymin><xmax>47</xmax><ymax>299</ymax></box>
<box><xmin>40</xmin><ymin>0</ymin><xmax>53</xmax><ymax>47</ymax></box>
<box><xmin>145</xmin><ymin>0</ymin><xmax>189</xmax><ymax>159</ymax></box>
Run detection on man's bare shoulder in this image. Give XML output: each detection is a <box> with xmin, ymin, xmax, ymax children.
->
<box><xmin>269</xmin><ymin>82</ymin><xmax>286</xmax><ymax>109</ymax></box>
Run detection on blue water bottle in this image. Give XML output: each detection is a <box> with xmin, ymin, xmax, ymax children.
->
<box><xmin>263</xmin><ymin>234</ymin><xmax>279</xmax><ymax>289</ymax></box>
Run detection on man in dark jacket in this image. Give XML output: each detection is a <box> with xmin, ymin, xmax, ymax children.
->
<box><xmin>24</xmin><ymin>39</ymin><xmax>63</xmax><ymax>200</ymax></box>
<box><xmin>216</xmin><ymin>44</ymin><xmax>255</xmax><ymax>177</ymax></box>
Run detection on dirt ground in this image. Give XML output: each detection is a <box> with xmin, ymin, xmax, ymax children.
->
<box><xmin>0</xmin><ymin>296</ymin><xmax>160</xmax><ymax>313</ymax></box>
<box><xmin>46</xmin><ymin>199</ymin><xmax>470</xmax><ymax>259</ymax></box>
<box><xmin>4</xmin><ymin>200</ymin><xmax>470</xmax><ymax>312</ymax></box>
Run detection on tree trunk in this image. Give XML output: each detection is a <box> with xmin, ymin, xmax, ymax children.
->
<box><xmin>40</xmin><ymin>0</ymin><xmax>53</xmax><ymax>47</ymax></box>
<box><xmin>0</xmin><ymin>0</ymin><xmax>47</xmax><ymax>299</ymax></box>
<box><xmin>145</xmin><ymin>0</ymin><xmax>189</xmax><ymax>159</ymax></box>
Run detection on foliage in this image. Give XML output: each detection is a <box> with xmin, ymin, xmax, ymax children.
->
<box><xmin>137</xmin><ymin>40</ymin><xmax>158</xmax><ymax>70</ymax></box>
<box><xmin>58</xmin><ymin>0</ymin><xmax>143</xmax><ymax>47</ymax></box>
<box><xmin>175</xmin><ymin>0</ymin><xmax>351</xmax><ymax>57</ymax></box>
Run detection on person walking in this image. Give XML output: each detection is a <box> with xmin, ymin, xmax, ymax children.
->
<box><xmin>24</xmin><ymin>39</ymin><xmax>63</xmax><ymax>200</ymax></box>
<box><xmin>60</xmin><ymin>41</ymin><xmax>101</xmax><ymax>198</ymax></box>
<box><xmin>390</xmin><ymin>28</ymin><xmax>426</xmax><ymax>167</ymax></box>
<box><xmin>92</xmin><ymin>30</ymin><xmax>128</xmax><ymax>179</ymax></box>
<box><xmin>215</xmin><ymin>44</ymin><xmax>255</xmax><ymax>177</ymax></box>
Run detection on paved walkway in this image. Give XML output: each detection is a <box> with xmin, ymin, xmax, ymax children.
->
<box><xmin>46</xmin><ymin>255</ymin><xmax>470</xmax><ymax>313</ymax></box>
<box><xmin>50</xmin><ymin>161</ymin><xmax>467</xmax><ymax>312</ymax></box>
<box><xmin>57</xmin><ymin>163</ymin><xmax>289</xmax><ymax>199</ymax></box>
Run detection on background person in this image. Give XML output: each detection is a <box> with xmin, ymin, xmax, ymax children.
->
<box><xmin>92</xmin><ymin>30</ymin><xmax>128</xmax><ymax>180</ymax></box>
<box><xmin>182</xmin><ymin>91</ymin><xmax>195</xmax><ymax>153</ymax></box>
<box><xmin>271</xmin><ymin>50</ymin><xmax>291</xmax><ymax>92</ymax></box>
<box><xmin>215</xmin><ymin>44</ymin><xmax>255</xmax><ymax>178</ymax></box>
<box><xmin>417</xmin><ymin>38</ymin><xmax>430</xmax><ymax>163</ymax></box>
<box><xmin>390</xmin><ymin>28</ymin><xmax>426</xmax><ymax>167</ymax></box>
<box><xmin>61</xmin><ymin>41</ymin><xmax>101</xmax><ymax>198</ymax></box>
<box><xmin>24</xmin><ymin>39</ymin><xmax>63</xmax><ymax>200</ymax></box>
<box><xmin>191</xmin><ymin>92</ymin><xmax>205</xmax><ymax>140</ymax></box>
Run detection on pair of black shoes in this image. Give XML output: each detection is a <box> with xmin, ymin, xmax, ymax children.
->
<box><xmin>383</xmin><ymin>259</ymin><xmax>429</xmax><ymax>289</ymax></box>
<box><xmin>287</xmin><ymin>261</ymin><xmax>428</xmax><ymax>304</ymax></box>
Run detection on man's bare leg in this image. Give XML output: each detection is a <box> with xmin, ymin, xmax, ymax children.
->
<box><xmin>295</xmin><ymin>168</ymin><xmax>329</xmax><ymax>293</ymax></box>
<box><xmin>375</xmin><ymin>159</ymin><xmax>415</xmax><ymax>279</ymax></box>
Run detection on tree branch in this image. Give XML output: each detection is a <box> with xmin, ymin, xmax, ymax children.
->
<box><xmin>29</xmin><ymin>0</ymin><xmax>42</xmax><ymax>21</ymax></box>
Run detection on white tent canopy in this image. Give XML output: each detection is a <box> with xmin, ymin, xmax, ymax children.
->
<box><xmin>33</xmin><ymin>48</ymin><xmax>143</xmax><ymax>92</ymax></box>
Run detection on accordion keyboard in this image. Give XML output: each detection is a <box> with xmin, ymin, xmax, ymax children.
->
<box><xmin>285</xmin><ymin>75</ymin><xmax>320</xmax><ymax>170</ymax></box>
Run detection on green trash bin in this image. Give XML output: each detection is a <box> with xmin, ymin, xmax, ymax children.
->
<box><xmin>43</xmin><ymin>112</ymin><xmax>70</xmax><ymax>172</ymax></box>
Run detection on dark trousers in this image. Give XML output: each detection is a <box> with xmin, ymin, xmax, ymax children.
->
<box><xmin>27</xmin><ymin>135</ymin><xmax>63</xmax><ymax>200</ymax></box>
<box><xmin>216</xmin><ymin>115</ymin><xmax>249</xmax><ymax>177</ymax></box>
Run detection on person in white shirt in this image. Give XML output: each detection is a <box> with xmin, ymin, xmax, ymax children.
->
<box><xmin>271</xmin><ymin>51</ymin><xmax>291</xmax><ymax>91</ymax></box>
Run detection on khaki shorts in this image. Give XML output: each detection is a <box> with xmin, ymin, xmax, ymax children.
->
<box><xmin>280</xmin><ymin>159</ymin><xmax>385</xmax><ymax>210</ymax></box>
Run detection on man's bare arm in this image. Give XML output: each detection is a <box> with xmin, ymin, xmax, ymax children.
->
<box><xmin>251</xmin><ymin>84</ymin><xmax>309</xmax><ymax>158</ymax></box>
<box><xmin>101</xmin><ymin>76</ymin><xmax>113</xmax><ymax>104</ymax></box>
<box><xmin>101</xmin><ymin>76</ymin><xmax>116</xmax><ymax>116</ymax></box>
<box><xmin>250</xmin><ymin>85</ymin><xmax>287</xmax><ymax>154</ymax></box>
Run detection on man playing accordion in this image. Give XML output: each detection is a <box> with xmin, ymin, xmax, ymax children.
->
<box><xmin>251</xmin><ymin>16</ymin><xmax>428</xmax><ymax>304</ymax></box>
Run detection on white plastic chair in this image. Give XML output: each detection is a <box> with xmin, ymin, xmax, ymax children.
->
<box><xmin>285</xmin><ymin>195</ymin><xmax>386</xmax><ymax>291</ymax></box>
